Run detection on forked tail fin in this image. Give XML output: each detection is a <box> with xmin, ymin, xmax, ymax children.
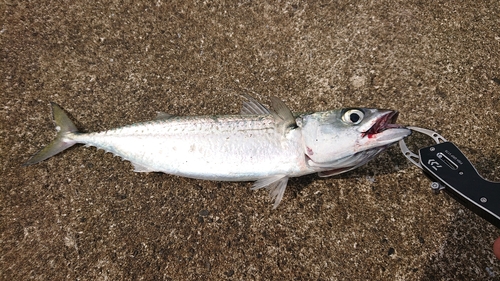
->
<box><xmin>24</xmin><ymin>103</ymin><xmax>79</xmax><ymax>165</ymax></box>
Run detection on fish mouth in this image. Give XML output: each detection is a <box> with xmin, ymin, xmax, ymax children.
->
<box><xmin>362</xmin><ymin>111</ymin><xmax>403</xmax><ymax>138</ymax></box>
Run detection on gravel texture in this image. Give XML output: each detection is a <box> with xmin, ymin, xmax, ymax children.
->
<box><xmin>2</xmin><ymin>1</ymin><xmax>500</xmax><ymax>280</ymax></box>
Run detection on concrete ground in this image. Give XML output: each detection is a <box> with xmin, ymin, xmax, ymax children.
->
<box><xmin>1</xmin><ymin>1</ymin><xmax>499</xmax><ymax>280</ymax></box>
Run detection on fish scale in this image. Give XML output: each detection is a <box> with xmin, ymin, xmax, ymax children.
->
<box><xmin>74</xmin><ymin>114</ymin><xmax>305</xmax><ymax>180</ymax></box>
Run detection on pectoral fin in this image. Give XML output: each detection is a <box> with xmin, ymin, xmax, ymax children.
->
<box><xmin>252</xmin><ymin>175</ymin><xmax>289</xmax><ymax>209</ymax></box>
<box><xmin>318</xmin><ymin>167</ymin><xmax>355</xmax><ymax>177</ymax></box>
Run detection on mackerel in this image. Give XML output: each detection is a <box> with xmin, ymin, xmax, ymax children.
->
<box><xmin>25</xmin><ymin>96</ymin><xmax>411</xmax><ymax>208</ymax></box>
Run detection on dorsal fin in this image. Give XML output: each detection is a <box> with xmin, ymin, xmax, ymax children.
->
<box><xmin>155</xmin><ymin>112</ymin><xmax>175</xmax><ymax>120</ymax></box>
<box><xmin>240</xmin><ymin>94</ymin><xmax>271</xmax><ymax>115</ymax></box>
<box><xmin>269</xmin><ymin>96</ymin><xmax>297</xmax><ymax>130</ymax></box>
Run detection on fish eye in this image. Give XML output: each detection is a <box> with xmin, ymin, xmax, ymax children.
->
<box><xmin>342</xmin><ymin>109</ymin><xmax>364</xmax><ymax>125</ymax></box>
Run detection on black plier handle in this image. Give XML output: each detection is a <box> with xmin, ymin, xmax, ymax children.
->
<box><xmin>399</xmin><ymin>127</ymin><xmax>500</xmax><ymax>228</ymax></box>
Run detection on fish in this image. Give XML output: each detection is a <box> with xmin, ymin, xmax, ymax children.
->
<box><xmin>24</xmin><ymin>95</ymin><xmax>411</xmax><ymax>208</ymax></box>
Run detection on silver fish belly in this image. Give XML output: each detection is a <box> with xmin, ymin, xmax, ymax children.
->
<box><xmin>74</xmin><ymin>114</ymin><xmax>308</xmax><ymax>181</ymax></box>
<box><xmin>25</xmin><ymin>96</ymin><xmax>411</xmax><ymax>208</ymax></box>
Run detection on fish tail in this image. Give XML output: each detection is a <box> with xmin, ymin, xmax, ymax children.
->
<box><xmin>24</xmin><ymin>102</ymin><xmax>80</xmax><ymax>165</ymax></box>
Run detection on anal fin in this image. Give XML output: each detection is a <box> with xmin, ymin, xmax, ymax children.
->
<box><xmin>252</xmin><ymin>175</ymin><xmax>289</xmax><ymax>209</ymax></box>
<box><xmin>132</xmin><ymin>162</ymin><xmax>155</xmax><ymax>172</ymax></box>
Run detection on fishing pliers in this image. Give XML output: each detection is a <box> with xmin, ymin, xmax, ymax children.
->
<box><xmin>399</xmin><ymin>127</ymin><xmax>500</xmax><ymax>228</ymax></box>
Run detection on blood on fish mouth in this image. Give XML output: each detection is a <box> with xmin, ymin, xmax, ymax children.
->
<box><xmin>363</xmin><ymin>111</ymin><xmax>402</xmax><ymax>138</ymax></box>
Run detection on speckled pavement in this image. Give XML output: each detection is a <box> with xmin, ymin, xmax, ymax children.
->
<box><xmin>2</xmin><ymin>1</ymin><xmax>499</xmax><ymax>280</ymax></box>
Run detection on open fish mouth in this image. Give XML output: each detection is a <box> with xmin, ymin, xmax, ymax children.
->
<box><xmin>362</xmin><ymin>111</ymin><xmax>403</xmax><ymax>138</ymax></box>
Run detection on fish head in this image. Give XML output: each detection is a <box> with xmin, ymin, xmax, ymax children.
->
<box><xmin>298</xmin><ymin>108</ymin><xmax>411</xmax><ymax>175</ymax></box>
